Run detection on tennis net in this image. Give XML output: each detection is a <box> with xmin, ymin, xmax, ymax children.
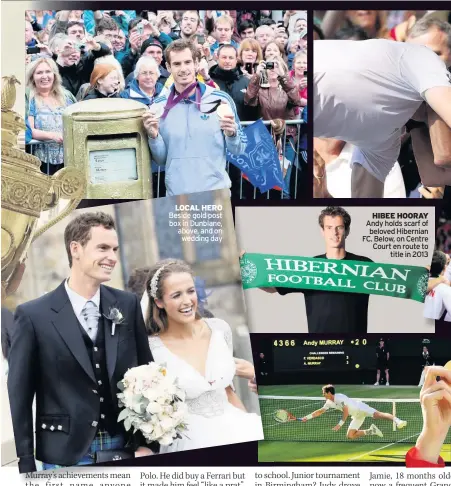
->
<box><xmin>259</xmin><ymin>395</ymin><xmax>451</xmax><ymax>444</ymax></box>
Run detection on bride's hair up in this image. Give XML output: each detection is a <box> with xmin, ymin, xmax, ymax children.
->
<box><xmin>144</xmin><ymin>258</ymin><xmax>202</xmax><ymax>335</ymax></box>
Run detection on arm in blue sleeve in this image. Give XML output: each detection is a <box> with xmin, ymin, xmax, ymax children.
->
<box><xmin>83</xmin><ymin>10</ymin><xmax>96</xmax><ymax>35</ymax></box>
<box><xmin>112</xmin><ymin>11</ymin><xmax>136</xmax><ymax>33</ymax></box>
<box><xmin>148</xmin><ymin>134</ymin><xmax>168</xmax><ymax>166</ymax></box>
<box><xmin>157</xmin><ymin>32</ymin><xmax>173</xmax><ymax>49</ymax></box>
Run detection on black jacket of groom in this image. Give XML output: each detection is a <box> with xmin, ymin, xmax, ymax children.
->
<box><xmin>7</xmin><ymin>281</ymin><xmax>153</xmax><ymax>473</ymax></box>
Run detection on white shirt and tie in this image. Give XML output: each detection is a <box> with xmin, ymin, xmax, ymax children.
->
<box><xmin>64</xmin><ymin>280</ymin><xmax>101</xmax><ymax>341</ymax></box>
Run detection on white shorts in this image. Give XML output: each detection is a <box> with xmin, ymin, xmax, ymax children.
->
<box><xmin>348</xmin><ymin>403</ymin><xmax>377</xmax><ymax>431</ymax></box>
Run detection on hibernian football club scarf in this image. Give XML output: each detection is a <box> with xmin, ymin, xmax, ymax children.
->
<box><xmin>240</xmin><ymin>253</ymin><xmax>428</xmax><ymax>303</ymax></box>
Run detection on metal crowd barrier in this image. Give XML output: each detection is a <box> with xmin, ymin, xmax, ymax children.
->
<box><xmin>26</xmin><ymin>140</ymin><xmax>63</xmax><ymax>176</ymax></box>
<box><xmin>26</xmin><ymin>118</ymin><xmax>307</xmax><ymax>200</ymax></box>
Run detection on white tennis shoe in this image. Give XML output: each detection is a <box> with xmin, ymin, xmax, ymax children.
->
<box><xmin>396</xmin><ymin>419</ymin><xmax>407</xmax><ymax>429</ymax></box>
<box><xmin>370</xmin><ymin>424</ymin><xmax>383</xmax><ymax>437</ymax></box>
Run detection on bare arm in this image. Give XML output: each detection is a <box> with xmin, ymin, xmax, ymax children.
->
<box><xmin>427</xmin><ymin>104</ymin><xmax>451</xmax><ymax>167</ymax></box>
<box><xmin>410</xmin><ymin>125</ymin><xmax>451</xmax><ymax>186</ymax></box>
<box><xmin>49</xmin><ymin>10</ymin><xmax>70</xmax><ymax>42</ymax></box>
<box><xmin>320</xmin><ymin>11</ymin><xmax>347</xmax><ymax>39</ymax></box>
<box><xmin>424</xmin><ymin>86</ymin><xmax>451</xmax><ymax>132</ymax></box>
<box><xmin>226</xmin><ymin>386</ymin><xmax>247</xmax><ymax>412</ymax></box>
<box><xmin>234</xmin><ymin>358</ymin><xmax>255</xmax><ymax>380</ymax></box>
<box><xmin>428</xmin><ymin>276</ymin><xmax>450</xmax><ymax>291</ymax></box>
<box><xmin>28</xmin><ymin>116</ymin><xmax>61</xmax><ymax>142</ymax></box>
<box><xmin>301</xmin><ymin>408</ymin><xmax>326</xmax><ymax>421</ymax></box>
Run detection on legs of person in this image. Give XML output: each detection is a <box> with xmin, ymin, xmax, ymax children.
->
<box><xmin>411</xmin><ymin>125</ymin><xmax>451</xmax><ymax>186</ymax></box>
<box><xmin>40</xmin><ymin>162</ymin><xmax>63</xmax><ymax>176</ymax></box>
<box><xmin>347</xmin><ymin>429</ymin><xmax>367</xmax><ymax>439</ymax></box>
<box><xmin>419</xmin><ymin>368</ymin><xmax>426</xmax><ymax>386</ymax></box>
<box><xmin>375</xmin><ymin>368</ymin><xmax>380</xmax><ymax>384</ymax></box>
<box><xmin>351</xmin><ymin>143</ymin><xmax>401</xmax><ymax>198</ymax></box>
<box><xmin>373</xmin><ymin>410</ymin><xmax>397</xmax><ymax>422</ymax></box>
<box><xmin>351</xmin><ymin>163</ymin><xmax>384</xmax><ymax>198</ymax></box>
<box><xmin>346</xmin><ymin>415</ymin><xmax>366</xmax><ymax>440</ymax></box>
<box><xmin>291</xmin><ymin>149</ymin><xmax>307</xmax><ymax>200</ymax></box>
<box><xmin>385</xmin><ymin>367</ymin><xmax>390</xmax><ymax>384</ymax></box>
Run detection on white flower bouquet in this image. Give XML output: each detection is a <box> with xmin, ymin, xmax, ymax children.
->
<box><xmin>117</xmin><ymin>362</ymin><xmax>188</xmax><ymax>446</ymax></box>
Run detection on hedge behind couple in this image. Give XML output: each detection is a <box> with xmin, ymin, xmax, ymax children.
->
<box><xmin>7</xmin><ymin>211</ymin><xmax>263</xmax><ymax>473</ymax></box>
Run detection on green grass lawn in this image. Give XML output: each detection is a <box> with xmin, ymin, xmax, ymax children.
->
<box><xmin>258</xmin><ymin>384</ymin><xmax>450</xmax><ymax>463</ymax></box>
<box><xmin>258</xmin><ymin>441</ymin><xmax>451</xmax><ymax>463</ymax></box>
<box><xmin>259</xmin><ymin>384</ymin><xmax>421</xmax><ymax>399</ymax></box>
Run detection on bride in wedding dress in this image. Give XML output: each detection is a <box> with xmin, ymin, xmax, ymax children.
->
<box><xmin>140</xmin><ymin>259</ymin><xmax>264</xmax><ymax>453</ymax></box>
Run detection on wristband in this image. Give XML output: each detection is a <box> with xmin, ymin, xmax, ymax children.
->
<box><xmin>338</xmin><ymin>420</ymin><xmax>344</xmax><ymax>427</ymax></box>
<box><xmin>305</xmin><ymin>414</ymin><xmax>314</xmax><ymax>420</ymax></box>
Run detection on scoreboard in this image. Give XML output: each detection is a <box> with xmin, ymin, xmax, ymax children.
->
<box><xmin>273</xmin><ymin>338</ymin><xmax>377</xmax><ymax>372</ymax></box>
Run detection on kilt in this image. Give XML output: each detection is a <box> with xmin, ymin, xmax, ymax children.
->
<box><xmin>42</xmin><ymin>430</ymin><xmax>125</xmax><ymax>469</ymax></box>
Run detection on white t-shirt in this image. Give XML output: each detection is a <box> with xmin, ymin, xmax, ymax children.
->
<box><xmin>322</xmin><ymin>393</ymin><xmax>365</xmax><ymax>417</ymax></box>
<box><xmin>326</xmin><ymin>142</ymin><xmax>406</xmax><ymax>198</ymax></box>
<box><xmin>314</xmin><ymin>39</ymin><xmax>451</xmax><ymax>180</ymax></box>
<box><xmin>423</xmin><ymin>281</ymin><xmax>451</xmax><ymax>321</ymax></box>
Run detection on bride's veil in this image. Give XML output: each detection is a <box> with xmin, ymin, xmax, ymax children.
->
<box><xmin>140</xmin><ymin>291</ymin><xmax>150</xmax><ymax>324</ymax></box>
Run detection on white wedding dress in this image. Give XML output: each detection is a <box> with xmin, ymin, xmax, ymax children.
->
<box><xmin>148</xmin><ymin>318</ymin><xmax>264</xmax><ymax>453</ymax></box>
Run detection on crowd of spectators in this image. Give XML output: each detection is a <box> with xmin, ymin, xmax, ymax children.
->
<box><xmin>313</xmin><ymin>10</ymin><xmax>451</xmax><ymax>200</ymax></box>
<box><xmin>25</xmin><ymin>9</ymin><xmax>308</xmax><ymax>199</ymax></box>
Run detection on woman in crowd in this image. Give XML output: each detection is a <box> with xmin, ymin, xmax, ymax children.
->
<box><xmin>82</xmin><ymin>63</ymin><xmax>122</xmax><ymax>100</ymax></box>
<box><xmin>26</xmin><ymin>57</ymin><xmax>75</xmax><ymax>175</ymax></box>
<box><xmin>264</xmin><ymin>40</ymin><xmax>288</xmax><ymax>64</ymax></box>
<box><xmin>121</xmin><ymin>56</ymin><xmax>163</xmax><ymax>106</ymax></box>
<box><xmin>76</xmin><ymin>55</ymin><xmax>124</xmax><ymax>100</ymax></box>
<box><xmin>321</xmin><ymin>10</ymin><xmax>388</xmax><ymax>39</ymax></box>
<box><xmin>237</xmin><ymin>38</ymin><xmax>263</xmax><ymax>78</ymax></box>
<box><xmin>142</xmin><ymin>259</ymin><xmax>263</xmax><ymax>453</ymax></box>
<box><xmin>245</xmin><ymin>56</ymin><xmax>303</xmax><ymax>198</ymax></box>
<box><xmin>345</xmin><ymin>10</ymin><xmax>388</xmax><ymax>38</ymax></box>
<box><xmin>289</xmin><ymin>50</ymin><xmax>307</xmax><ymax>112</ymax></box>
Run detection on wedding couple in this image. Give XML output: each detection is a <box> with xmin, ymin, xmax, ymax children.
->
<box><xmin>7</xmin><ymin>212</ymin><xmax>263</xmax><ymax>473</ymax></box>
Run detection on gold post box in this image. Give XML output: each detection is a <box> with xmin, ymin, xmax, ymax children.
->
<box><xmin>63</xmin><ymin>98</ymin><xmax>152</xmax><ymax>199</ymax></box>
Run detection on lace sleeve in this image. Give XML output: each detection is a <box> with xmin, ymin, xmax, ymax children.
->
<box><xmin>206</xmin><ymin>318</ymin><xmax>233</xmax><ymax>352</ymax></box>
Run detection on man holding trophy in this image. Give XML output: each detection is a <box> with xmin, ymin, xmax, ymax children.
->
<box><xmin>142</xmin><ymin>39</ymin><xmax>247</xmax><ymax>196</ymax></box>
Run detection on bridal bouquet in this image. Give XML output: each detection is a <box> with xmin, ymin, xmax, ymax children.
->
<box><xmin>117</xmin><ymin>362</ymin><xmax>188</xmax><ymax>446</ymax></box>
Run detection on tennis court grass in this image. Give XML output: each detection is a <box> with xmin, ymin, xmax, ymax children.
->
<box><xmin>258</xmin><ymin>385</ymin><xmax>450</xmax><ymax>463</ymax></box>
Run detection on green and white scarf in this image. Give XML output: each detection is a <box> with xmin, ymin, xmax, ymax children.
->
<box><xmin>240</xmin><ymin>253</ymin><xmax>428</xmax><ymax>303</ymax></box>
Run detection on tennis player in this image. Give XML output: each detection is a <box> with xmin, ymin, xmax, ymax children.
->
<box><xmin>299</xmin><ymin>385</ymin><xmax>407</xmax><ymax>440</ymax></box>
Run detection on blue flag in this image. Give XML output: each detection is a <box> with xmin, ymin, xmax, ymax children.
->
<box><xmin>227</xmin><ymin>119</ymin><xmax>283</xmax><ymax>192</ymax></box>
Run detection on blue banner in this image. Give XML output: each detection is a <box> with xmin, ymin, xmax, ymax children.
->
<box><xmin>227</xmin><ymin>119</ymin><xmax>284</xmax><ymax>192</ymax></box>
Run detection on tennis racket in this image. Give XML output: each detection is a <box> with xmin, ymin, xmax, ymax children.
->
<box><xmin>274</xmin><ymin>409</ymin><xmax>297</xmax><ymax>423</ymax></box>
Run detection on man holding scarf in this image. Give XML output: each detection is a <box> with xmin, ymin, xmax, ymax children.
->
<box><xmin>142</xmin><ymin>39</ymin><xmax>246</xmax><ymax>196</ymax></box>
<box><xmin>254</xmin><ymin>206</ymin><xmax>373</xmax><ymax>333</ymax></box>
